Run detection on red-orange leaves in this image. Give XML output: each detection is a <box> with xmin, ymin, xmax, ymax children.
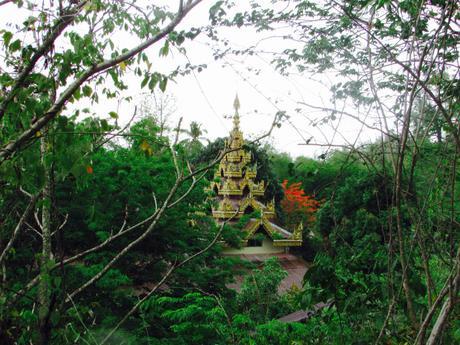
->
<box><xmin>281</xmin><ymin>179</ymin><xmax>319</xmax><ymax>228</ymax></box>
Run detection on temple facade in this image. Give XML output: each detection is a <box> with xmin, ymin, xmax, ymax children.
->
<box><xmin>209</xmin><ymin>96</ymin><xmax>302</xmax><ymax>255</ymax></box>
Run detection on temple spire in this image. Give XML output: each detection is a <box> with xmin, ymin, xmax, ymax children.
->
<box><xmin>232</xmin><ymin>94</ymin><xmax>240</xmax><ymax>130</ymax></box>
<box><xmin>207</xmin><ymin>94</ymin><xmax>302</xmax><ymax>253</ymax></box>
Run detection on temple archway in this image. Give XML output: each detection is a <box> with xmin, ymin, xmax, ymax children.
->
<box><xmin>244</xmin><ymin>205</ymin><xmax>255</xmax><ymax>215</ymax></box>
<box><xmin>247</xmin><ymin>226</ymin><xmax>267</xmax><ymax>247</ymax></box>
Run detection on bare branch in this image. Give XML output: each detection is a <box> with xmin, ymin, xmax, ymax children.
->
<box><xmin>25</xmin><ymin>221</ymin><xmax>43</xmax><ymax>238</ymax></box>
<box><xmin>374</xmin><ymin>297</ymin><xmax>396</xmax><ymax>345</ymax></box>
<box><xmin>152</xmin><ymin>192</ymin><xmax>158</xmax><ymax>213</ymax></box>
<box><xmin>0</xmin><ymin>0</ymin><xmax>15</xmax><ymax>8</ymax></box>
<box><xmin>174</xmin><ymin>117</ymin><xmax>183</xmax><ymax>146</ymax></box>
<box><xmin>51</xmin><ymin>214</ymin><xmax>68</xmax><ymax>237</ymax></box>
<box><xmin>117</xmin><ymin>206</ymin><xmax>129</xmax><ymax>234</ymax></box>
<box><xmin>34</xmin><ymin>210</ymin><xmax>44</xmax><ymax>231</ymax></box>
<box><xmin>425</xmin><ymin>249</ymin><xmax>460</xmax><ymax>344</ymax></box>
<box><xmin>297</xmin><ymin>101</ymin><xmax>397</xmax><ymax>139</ymax></box>
<box><xmin>168</xmin><ymin>170</ymin><xmax>208</xmax><ymax>209</ymax></box>
<box><xmin>0</xmin><ymin>193</ymin><xmax>39</xmax><ymax>265</ymax></box>
<box><xmin>19</xmin><ymin>187</ymin><xmax>33</xmax><ymax>198</ymax></box>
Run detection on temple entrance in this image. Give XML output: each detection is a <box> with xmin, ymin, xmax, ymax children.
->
<box><xmin>244</xmin><ymin>205</ymin><xmax>254</xmax><ymax>214</ymax></box>
<box><xmin>247</xmin><ymin>227</ymin><xmax>265</xmax><ymax>247</ymax></box>
<box><xmin>247</xmin><ymin>238</ymin><xmax>263</xmax><ymax>247</ymax></box>
<box><xmin>223</xmin><ymin>226</ymin><xmax>283</xmax><ymax>255</ymax></box>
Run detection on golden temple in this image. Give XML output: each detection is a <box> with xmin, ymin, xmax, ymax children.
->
<box><xmin>210</xmin><ymin>96</ymin><xmax>302</xmax><ymax>255</ymax></box>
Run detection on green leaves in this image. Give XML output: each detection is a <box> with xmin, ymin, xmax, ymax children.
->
<box><xmin>375</xmin><ymin>0</ymin><xmax>391</xmax><ymax>9</ymax></box>
<box><xmin>141</xmin><ymin>74</ymin><xmax>149</xmax><ymax>88</ymax></box>
<box><xmin>82</xmin><ymin>85</ymin><xmax>92</xmax><ymax>97</ymax></box>
<box><xmin>9</xmin><ymin>39</ymin><xmax>21</xmax><ymax>52</ymax></box>
<box><xmin>148</xmin><ymin>73</ymin><xmax>159</xmax><ymax>90</ymax></box>
<box><xmin>209</xmin><ymin>1</ymin><xmax>226</xmax><ymax>24</ymax></box>
<box><xmin>2</xmin><ymin>31</ymin><xmax>12</xmax><ymax>47</ymax></box>
<box><xmin>159</xmin><ymin>40</ymin><xmax>169</xmax><ymax>57</ymax></box>
<box><xmin>237</xmin><ymin>258</ymin><xmax>288</xmax><ymax>322</ymax></box>
<box><xmin>159</xmin><ymin>75</ymin><xmax>168</xmax><ymax>92</ymax></box>
<box><xmin>108</xmin><ymin>111</ymin><xmax>118</xmax><ymax>119</ymax></box>
<box><xmin>141</xmin><ymin>72</ymin><xmax>169</xmax><ymax>92</ymax></box>
<box><xmin>169</xmin><ymin>31</ymin><xmax>185</xmax><ymax>46</ymax></box>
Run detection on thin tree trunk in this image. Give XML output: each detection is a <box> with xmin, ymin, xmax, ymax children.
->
<box><xmin>394</xmin><ymin>95</ymin><xmax>418</xmax><ymax>329</ymax></box>
<box><xmin>38</xmin><ymin>133</ymin><xmax>53</xmax><ymax>345</ymax></box>
<box><xmin>416</xmin><ymin>230</ymin><xmax>435</xmax><ymax>308</ymax></box>
<box><xmin>426</xmin><ymin>258</ymin><xmax>459</xmax><ymax>345</ymax></box>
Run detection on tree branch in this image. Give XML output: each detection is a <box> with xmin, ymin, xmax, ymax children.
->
<box><xmin>0</xmin><ymin>0</ymin><xmax>203</xmax><ymax>163</ymax></box>
<box><xmin>0</xmin><ymin>193</ymin><xmax>40</xmax><ymax>265</ymax></box>
<box><xmin>100</xmin><ymin>211</ymin><xmax>237</xmax><ymax>345</ymax></box>
<box><xmin>0</xmin><ymin>1</ymin><xmax>87</xmax><ymax>121</ymax></box>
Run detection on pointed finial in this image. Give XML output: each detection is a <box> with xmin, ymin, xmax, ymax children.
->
<box><xmin>233</xmin><ymin>94</ymin><xmax>240</xmax><ymax>114</ymax></box>
<box><xmin>232</xmin><ymin>94</ymin><xmax>240</xmax><ymax>129</ymax></box>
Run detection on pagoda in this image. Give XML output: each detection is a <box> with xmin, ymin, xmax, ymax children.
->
<box><xmin>209</xmin><ymin>96</ymin><xmax>302</xmax><ymax>255</ymax></box>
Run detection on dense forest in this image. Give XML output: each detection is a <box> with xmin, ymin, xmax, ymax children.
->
<box><xmin>0</xmin><ymin>0</ymin><xmax>459</xmax><ymax>344</ymax></box>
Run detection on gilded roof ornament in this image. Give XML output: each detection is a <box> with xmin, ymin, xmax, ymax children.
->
<box><xmin>233</xmin><ymin>94</ymin><xmax>240</xmax><ymax>114</ymax></box>
<box><xmin>232</xmin><ymin>94</ymin><xmax>240</xmax><ymax>130</ymax></box>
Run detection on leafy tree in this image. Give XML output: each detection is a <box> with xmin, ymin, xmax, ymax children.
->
<box><xmin>2</xmin><ymin>0</ymin><xmax>459</xmax><ymax>343</ymax></box>
<box><xmin>268</xmin><ymin>150</ymin><xmax>295</xmax><ymax>182</ymax></box>
<box><xmin>180</xmin><ymin>121</ymin><xmax>209</xmax><ymax>160</ymax></box>
<box><xmin>237</xmin><ymin>257</ymin><xmax>289</xmax><ymax>322</ymax></box>
<box><xmin>0</xmin><ymin>0</ymin><xmax>204</xmax><ymax>162</ymax></box>
<box><xmin>0</xmin><ymin>1</ymin><xmax>236</xmax><ymax>343</ymax></box>
<box><xmin>281</xmin><ymin>179</ymin><xmax>320</xmax><ymax>230</ymax></box>
<box><xmin>0</xmin><ymin>112</ymin><xmax>242</xmax><ymax>343</ymax></box>
<box><xmin>140</xmin><ymin>258</ymin><xmax>300</xmax><ymax>345</ymax></box>
<box><xmin>210</xmin><ymin>0</ymin><xmax>460</xmax><ymax>339</ymax></box>
<box><xmin>128</xmin><ymin>117</ymin><xmax>169</xmax><ymax>155</ymax></box>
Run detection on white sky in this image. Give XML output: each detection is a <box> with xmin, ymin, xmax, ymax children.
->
<box><xmin>1</xmin><ymin>0</ymin><xmax>382</xmax><ymax>158</ymax></box>
<box><xmin>120</xmin><ymin>0</ymin><xmax>381</xmax><ymax>158</ymax></box>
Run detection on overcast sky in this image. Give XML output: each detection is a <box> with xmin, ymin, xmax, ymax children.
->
<box><xmin>120</xmin><ymin>0</ymin><xmax>381</xmax><ymax>158</ymax></box>
<box><xmin>1</xmin><ymin>0</ymin><xmax>382</xmax><ymax>158</ymax></box>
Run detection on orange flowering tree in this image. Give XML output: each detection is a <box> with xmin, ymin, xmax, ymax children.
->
<box><xmin>281</xmin><ymin>179</ymin><xmax>320</xmax><ymax>230</ymax></box>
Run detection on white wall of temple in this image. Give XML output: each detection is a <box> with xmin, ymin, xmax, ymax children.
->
<box><xmin>223</xmin><ymin>238</ymin><xmax>285</xmax><ymax>255</ymax></box>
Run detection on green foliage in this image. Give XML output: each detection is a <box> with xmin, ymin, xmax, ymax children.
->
<box><xmin>157</xmin><ymin>292</ymin><xmax>230</xmax><ymax>344</ymax></box>
<box><xmin>137</xmin><ymin>258</ymin><xmax>301</xmax><ymax>345</ymax></box>
<box><xmin>1</xmin><ymin>1</ymin><xmax>459</xmax><ymax>342</ymax></box>
<box><xmin>0</xmin><ymin>114</ymin><xmax>242</xmax><ymax>343</ymax></box>
<box><xmin>237</xmin><ymin>258</ymin><xmax>289</xmax><ymax>322</ymax></box>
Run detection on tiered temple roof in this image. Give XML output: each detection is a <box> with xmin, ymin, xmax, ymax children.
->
<box><xmin>209</xmin><ymin>96</ymin><xmax>302</xmax><ymax>250</ymax></box>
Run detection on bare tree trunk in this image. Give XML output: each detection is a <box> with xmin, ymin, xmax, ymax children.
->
<box><xmin>394</xmin><ymin>183</ymin><xmax>418</xmax><ymax>328</ymax></box>
<box><xmin>426</xmin><ymin>150</ymin><xmax>460</xmax><ymax>343</ymax></box>
<box><xmin>426</xmin><ymin>256</ymin><xmax>459</xmax><ymax>345</ymax></box>
<box><xmin>38</xmin><ymin>133</ymin><xmax>53</xmax><ymax>345</ymax></box>
<box><xmin>416</xmin><ymin>230</ymin><xmax>435</xmax><ymax>308</ymax></box>
<box><xmin>394</xmin><ymin>93</ymin><xmax>418</xmax><ymax>329</ymax></box>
